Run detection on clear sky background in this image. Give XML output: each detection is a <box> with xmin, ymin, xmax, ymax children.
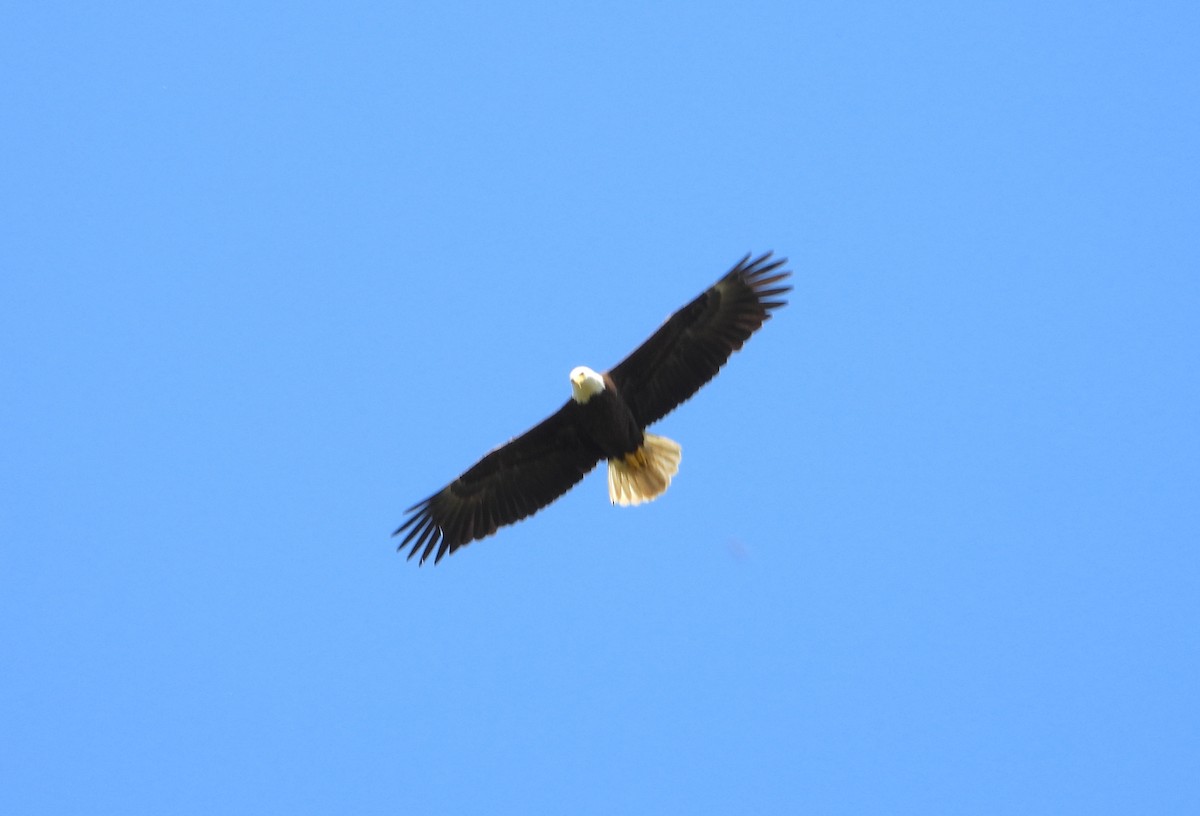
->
<box><xmin>3</xmin><ymin>2</ymin><xmax>1198</xmax><ymax>813</ymax></box>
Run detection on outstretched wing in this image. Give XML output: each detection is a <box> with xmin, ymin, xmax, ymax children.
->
<box><xmin>607</xmin><ymin>252</ymin><xmax>791</xmax><ymax>427</ymax></box>
<box><xmin>394</xmin><ymin>402</ymin><xmax>602</xmax><ymax>565</ymax></box>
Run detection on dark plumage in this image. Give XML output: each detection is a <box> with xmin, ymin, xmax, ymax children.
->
<box><xmin>395</xmin><ymin>252</ymin><xmax>791</xmax><ymax>564</ymax></box>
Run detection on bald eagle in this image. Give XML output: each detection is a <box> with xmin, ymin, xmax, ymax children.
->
<box><xmin>396</xmin><ymin>252</ymin><xmax>791</xmax><ymax>564</ymax></box>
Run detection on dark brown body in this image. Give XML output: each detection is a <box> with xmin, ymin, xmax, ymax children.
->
<box><xmin>576</xmin><ymin>374</ymin><xmax>644</xmax><ymax>460</ymax></box>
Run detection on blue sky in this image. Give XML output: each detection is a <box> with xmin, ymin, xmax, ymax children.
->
<box><xmin>3</xmin><ymin>1</ymin><xmax>1198</xmax><ymax>813</ymax></box>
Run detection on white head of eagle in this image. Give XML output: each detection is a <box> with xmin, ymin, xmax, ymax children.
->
<box><xmin>569</xmin><ymin>366</ymin><xmax>606</xmax><ymax>404</ymax></box>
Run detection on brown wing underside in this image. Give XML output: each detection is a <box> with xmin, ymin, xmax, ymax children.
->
<box><xmin>607</xmin><ymin>252</ymin><xmax>791</xmax><ymax>427</ymax></box>
<box><xmin>394</xmin><ymin>401</ymin><xmax>602</xmax><ymax>564</ymax></box>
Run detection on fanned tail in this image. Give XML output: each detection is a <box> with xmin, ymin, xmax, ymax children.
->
<box><xmin>607</xmin><ymin>433</ymin><xmax>682</xmax><ymax>506</ymax></box>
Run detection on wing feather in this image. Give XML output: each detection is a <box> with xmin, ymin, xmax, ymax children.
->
<box><xmin>394</xmin><ymin>401</ymin><xmax>602</xmax><ymax>564</ymax></box>
<box><xmin>607</xmin><ymin>252</ymin><xmax>791</xmax><ymax>427</ymax></box>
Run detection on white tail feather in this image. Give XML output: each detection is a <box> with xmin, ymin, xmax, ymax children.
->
<box><xmin>607</xmin><ymin>433</ymin><xmax>682</xmax><ymax>506</ymax></box>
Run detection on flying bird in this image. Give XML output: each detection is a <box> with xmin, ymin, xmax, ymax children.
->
<box><xmin>395</xmin><ymin>252</ymin><xmax>791</xmax><ymax>564</ymax></box>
